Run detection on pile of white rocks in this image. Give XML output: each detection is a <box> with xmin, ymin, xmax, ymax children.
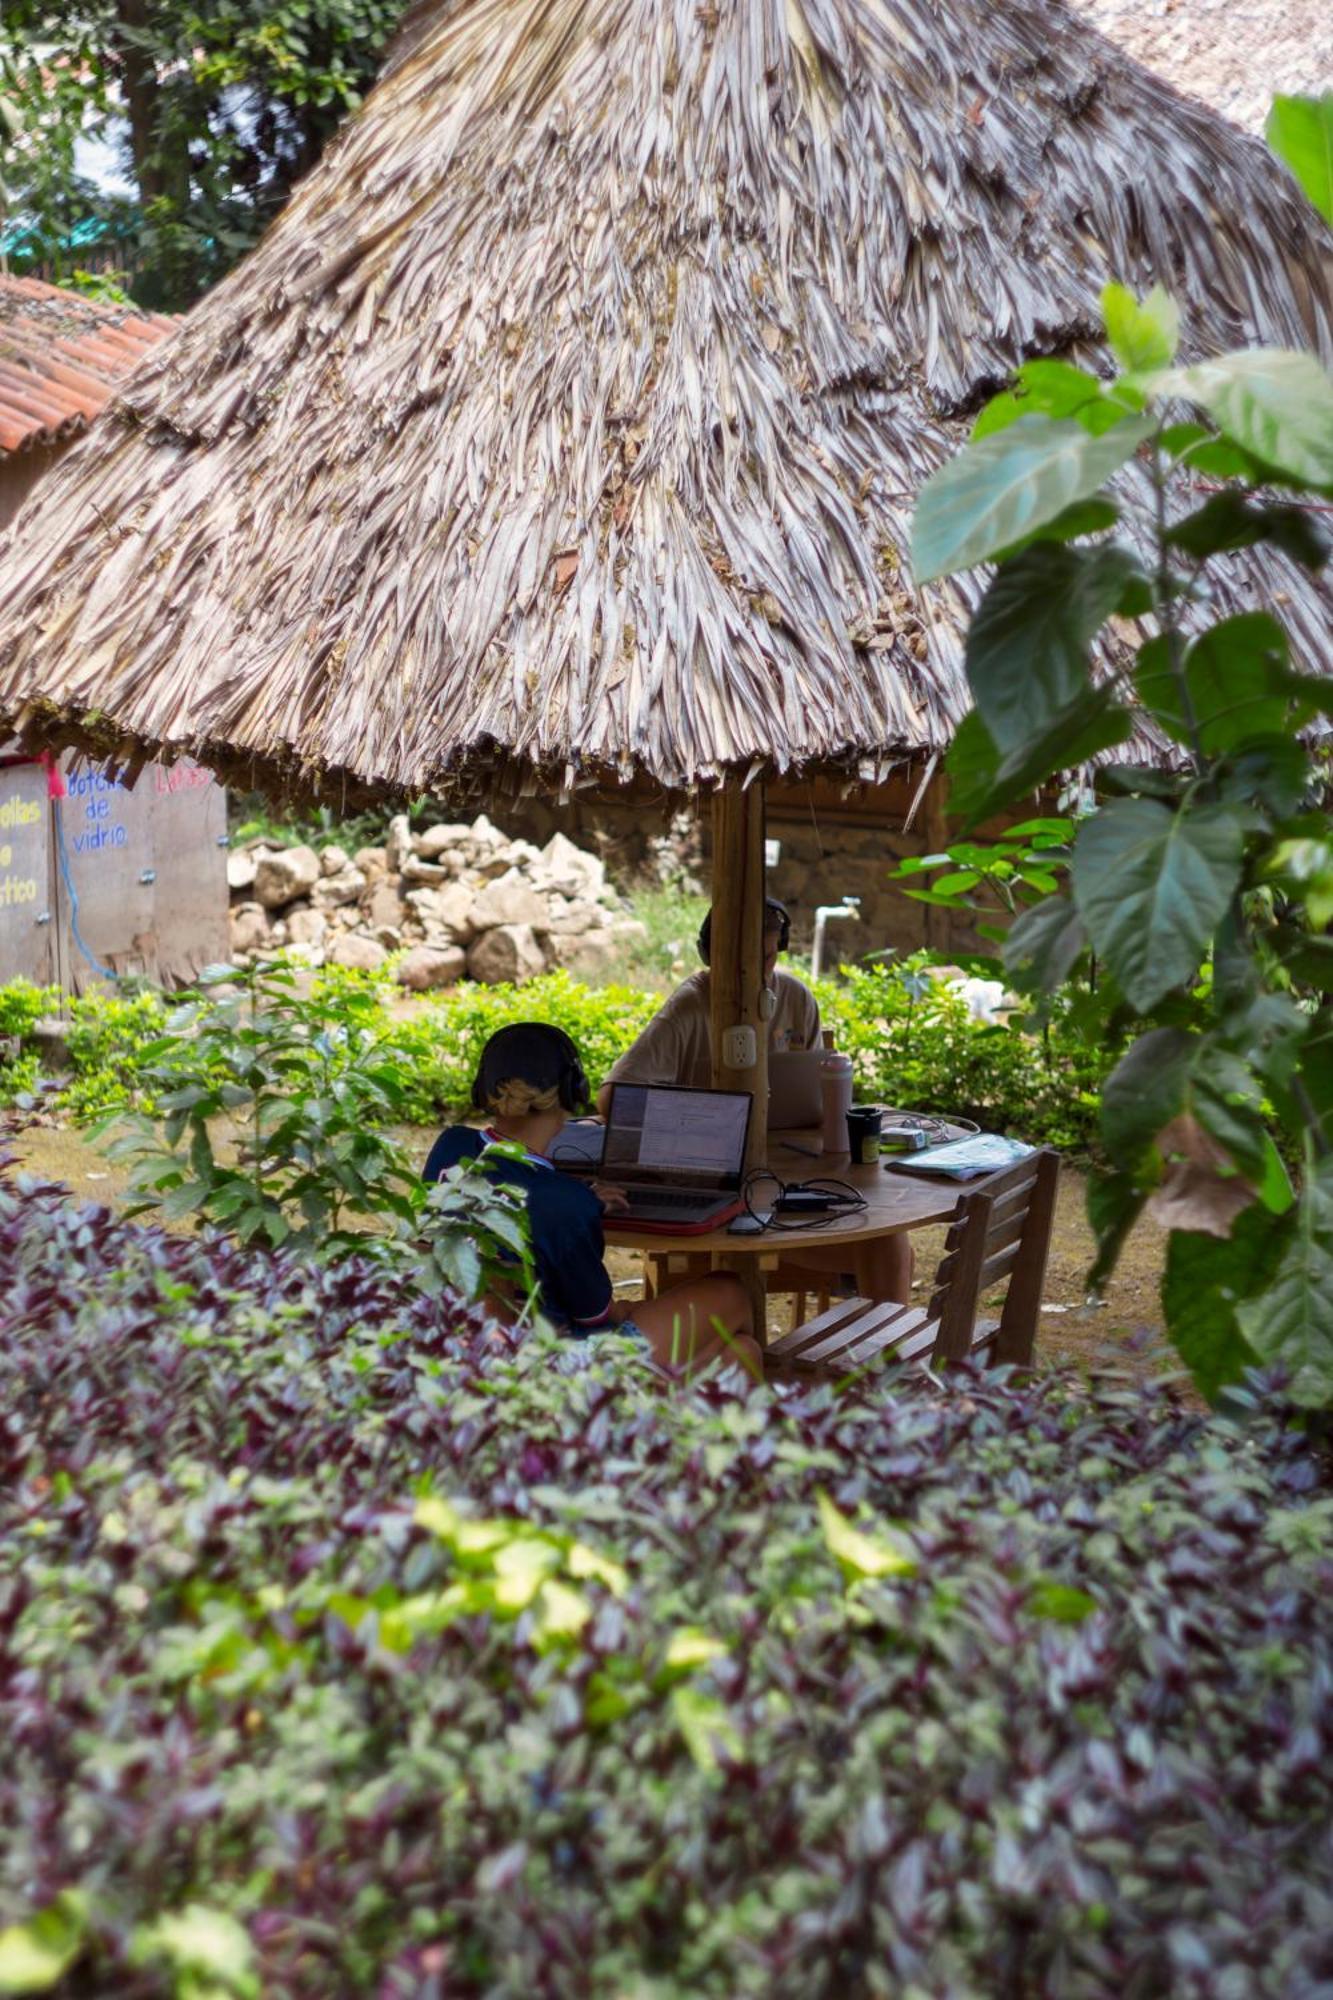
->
<box><xmin>226</xmin><ymin>814</ymin><xmax>645</xmax><ymax>991</ymax></box>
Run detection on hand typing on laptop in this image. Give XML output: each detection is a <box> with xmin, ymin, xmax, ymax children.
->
<box><xmin>570</xmin><ymin>1082</ymin><xmax>753</xmax><ymax>1234</ymax></box>
<box><xmin>422</xmin><ymin>1023</ymin><xmax>761</xmax><ymax>1379</ymax></box>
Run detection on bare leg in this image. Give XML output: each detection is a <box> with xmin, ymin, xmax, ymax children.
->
<box><xmin>630</xmin><ymin>1273</ymin><xmax>763</xmax><ymax>1379</ymax></box>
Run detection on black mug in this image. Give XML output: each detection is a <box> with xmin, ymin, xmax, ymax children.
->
<box><xmin>846</xmin><ymin>1104</ymin><xmax>883</xmax><ymax>1164</ymax></box>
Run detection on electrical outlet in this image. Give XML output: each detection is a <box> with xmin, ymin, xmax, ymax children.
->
<box><xmin>723</xmin><ymin>1024</ymin><xmax>757</xmax><ymax>1069</ymax></box>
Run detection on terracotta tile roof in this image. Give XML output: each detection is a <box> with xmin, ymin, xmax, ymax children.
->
<box><xmin>0</xmin><ymin>275</ymin><xmax>175</xmax><ymax>456</ymax></box>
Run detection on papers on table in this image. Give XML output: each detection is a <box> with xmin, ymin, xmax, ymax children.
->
<box><xmin>890</xmin><ymin>1133</ymin><xmax>1034</xmax><ymax>1179</ymax></box>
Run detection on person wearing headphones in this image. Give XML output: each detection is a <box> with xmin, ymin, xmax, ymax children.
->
<box><xmin>425</xmin><ymin>1023</ymin><xmax>762</xmax><ymax>1379</ymax></box>
<box><xmin>594</xmin><ymin>897</ymin><xmax>819</xmax><ymax>1116</ymax></box>
<box><xmin>594</xmin><ymin>899</ymin><xmax>910</xmax><ymax>1306</ymax></box>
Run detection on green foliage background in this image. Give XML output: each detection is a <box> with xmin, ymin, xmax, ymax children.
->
<box><xmin>1</xmin><ymin>960</ymin><xmax>1111</xmax><ymax>1157</ymax></box>
<box><xmin>0</xmin><ymin>0</ymin><xmax>407</xmax><ymax>307</ymax></box>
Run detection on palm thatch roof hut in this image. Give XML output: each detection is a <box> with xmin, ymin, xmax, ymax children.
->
<box><xmin>0</xmin><ymin>0</ymin><xmax>1330</xmax><ymax>813</ymax></box>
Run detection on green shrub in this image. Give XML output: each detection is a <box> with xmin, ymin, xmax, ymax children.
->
<box><xmin>385</xmin><ymin>960</ymin><xmax>1109</xmax><ymax>1144</ymax></box>
<box><xmin>0</xmin><ymin>977</ymin><xmax>55</xmax><ymax>1041</ymax></box>
<box><xmin>0</xmin><ymin>984</ymin><xmax>171</xmax><ymax>1128</ymax></box>
<box><xmin>2</xmin><ymin>959</ymin><xmax>1114</xmax><ymax>1152</ymax></box>
<box><xmin>0</xmin><ymin>977</ymin><xmax>57</xmax><ymax>1105</ymax></box>
<box><xmin>0</xmin><ymin>980</ymin><xmax>168</xmax><ymax>1118</ymax></box>
<box><xmin>100</xmin><ymin>961</ymin><xmax>532</xmax><ymax>1301</ymax></box>
<box><xmin>815</xmin><ymin>958</ymin><xmax>1115</xmax><ymax>1152</ymax></box>
<box><xmin>381</xmin><ymin>968</ymin><xmax>662</xmax><ymax>1123</ymax></box>
<box><xmin>0</xmin><ymin>1050</ymin><xmax>43</xmax><ymax>1105</ymax></box>
<box><xmin>3</xmin><ymin>1172</ymin><xmax>1331</xmax><ymax>1997</ymax></box>
<box><xmin>57</xmin><ymin>986</ymin><xmax>171</xmax><ymax>1121</ymax></box>
<box><xmin>102</xmin><ymin>959</ymin><xmax>422</xmax><ymax>1249</ymax></box>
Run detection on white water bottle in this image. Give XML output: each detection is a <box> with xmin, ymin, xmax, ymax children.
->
<box><xmin>820</xmin><ymin>1050</ymin><xmax>854</xmax><ymax>1155</ymax></box>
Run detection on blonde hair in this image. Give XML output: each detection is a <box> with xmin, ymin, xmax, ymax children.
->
<box><xmin>484</xmin><ymin>1077</ymin><xmax>561</xmax><ymax>1119</ymax></box>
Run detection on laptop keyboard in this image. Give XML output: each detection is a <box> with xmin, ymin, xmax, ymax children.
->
<box><xmin>622</xmin><ymin>1187</ymin><xmax>722</xmax><ymax>1211</ymax></box>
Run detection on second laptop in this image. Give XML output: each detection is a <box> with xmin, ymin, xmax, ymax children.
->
<box><xmin>552</xmin><ymin>1082</ymin><xmax>752</xmax><ymax>1234</ymax></box>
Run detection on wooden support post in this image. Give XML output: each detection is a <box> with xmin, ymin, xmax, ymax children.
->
<box><xmin>709</xmin><ymin>777</ymin><xmax>768</xmax><ymax>1157</ymax></box>
<box><xmin>920</xmin><ymin>766</ymin><xmax>950</xmax><ymax>956</ymax></box>
<box><xmin>710</xmin><ymin>777</ymin><xmax>769</xmax><ymax>1337</ymax></box>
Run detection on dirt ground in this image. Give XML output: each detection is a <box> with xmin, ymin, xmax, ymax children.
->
<box><xmin>12</xmin><ymin>1120</ymin><xmax>1172</xmax><ymax>1380</ymax></box>
<box><xmin>1070</xmin><ymin>0</ymin><xmax>1333</xmax><ymax>136</ymax></box>
<box><xmin>608</xmin><ymin>1186</ymin><xmax>1171</xmax><ymax>1373</ymax></box>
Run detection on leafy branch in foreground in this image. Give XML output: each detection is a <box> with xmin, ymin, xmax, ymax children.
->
<box><xmin>98</xmin><ymin>958</ymin><xmax>532</xmax><ymax>1306</ymax></box>
<box><xmin>1267</xmin><ymin>92</ymin><xmax>1333</xmax><ymax>228</ymax></box>
<box><xmin>888</xmin><ymin>818</ymin><xmax>1074</xmax><ymax>941</ymax></box>
<box><xmin>912</xmin><ymin>277</ymin><xmax>1333</xmax><ymax>1407</ymax></box>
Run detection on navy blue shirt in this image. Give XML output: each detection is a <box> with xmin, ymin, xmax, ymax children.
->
<box><xmin>423</xmin><ymin>1125</ymin><xmax>614</xmax><ymax>1333</ymax></box>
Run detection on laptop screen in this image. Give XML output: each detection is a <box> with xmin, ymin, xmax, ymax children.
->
<box><xmin>603</xmin><ymin>1084</ymin><xmax>752</xmax><ymax>1186</ymax></box>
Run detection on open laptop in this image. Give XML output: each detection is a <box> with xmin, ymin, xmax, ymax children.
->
<box><xmin>558</xmin><ymin>1082</ymin><xmax>752</xmax><ymax>1234</ymax></box>
<box><xmin>769</xmin><ymin>1049</ymin><xmax>825</xmax><ymax>1129</ymax></box>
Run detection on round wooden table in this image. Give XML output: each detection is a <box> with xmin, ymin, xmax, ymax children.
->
<box><xmin>604</xmin><ymin>1130</ymin><xmax>966</xmax><ymax>1331</ymax></box>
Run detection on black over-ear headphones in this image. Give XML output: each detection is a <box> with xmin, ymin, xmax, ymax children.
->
<box><xmin>470</xmin><ymin>1024</ymin><xmax>590</xmax><ymax>1115</ymax></box>
<box><xmin>697</xmin><ymin>897</ymin><xmax>791</xmax><ymax>965</ymax></box>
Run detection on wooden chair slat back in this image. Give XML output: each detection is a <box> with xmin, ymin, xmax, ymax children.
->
<box><xmin>928</xmin><ymin>1150</ymin><xmax>1060</xmax><ymax>1366</ymax></box>
<box><xmin>974</xmin><ymin>1239</ymin><xmax>1023</xmax><ymax>1291</ymax></box>
<box><xmin>993</xmin><ymin>1149</ymin><xmax>1060</xmax><ymax>1367</ymax></box>
<box><xmin>932</xmin><ymin>1206</ymin><xmax>1027</xmax><ymax>1288</ymax></box>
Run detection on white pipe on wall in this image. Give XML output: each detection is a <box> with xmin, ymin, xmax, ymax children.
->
<box><xmin>810</xmin><ymin>897</ymin><xmax>861</xmax><ymax>981</ymax></box>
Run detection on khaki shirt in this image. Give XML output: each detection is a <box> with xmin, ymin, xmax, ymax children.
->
<box><xmin>606</xmin><ymin>969</ymin><xmax>821</xmax><ymax>1091</ymax></box>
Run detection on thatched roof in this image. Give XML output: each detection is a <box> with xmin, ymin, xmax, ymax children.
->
<box><xmin>0</xmin><ymin>0</ymin><xmax>1330</xmax><ymax>804</ymax></box>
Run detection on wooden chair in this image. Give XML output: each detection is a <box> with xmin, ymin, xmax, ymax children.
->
<box><xmin>764</xmin><ymin>1150</ymin><xmax>1059</xmax><ymax>1378</ymax></box>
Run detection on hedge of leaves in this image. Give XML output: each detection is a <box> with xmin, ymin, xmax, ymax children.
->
<box><xmin>0</xmin><ymin>981</ymin><xmax>170</xmax><ymax>1121</ymax></box>
<box><xmin>0</xmin><ymin>982</ymin><xmax>52</xmax><ymax>1102</ymax></box>
<box><xmin>241</xmin><ymin>960</ymin><xmax>1116</xmax><ymax>1149</ymax></box>
<box><xmin>0</xmin><ymin>971</ymin><xmax>660</xmax><ymax>1133</ymax></box>
<box><xmin>815</xmin><ymin>961</ymin><xmax>1114</xmax><ymax>1154</ymax></box>
<box><xmin>3</xmin><ymin>1168</ymin><xmax>1333</xmax><ymax>1997</ymax></box>
<box><xmin>1</xmin><ymin>960</ymin><xmax>1114</xmax><ymax>1153</ymax></box>
<box><xmin>361</xmin><ymin>967</ymin><xmax>660</xmax><ymax>1124</ymax></box>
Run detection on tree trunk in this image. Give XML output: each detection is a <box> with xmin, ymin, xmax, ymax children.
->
<box><xmin>114</xmin><ymin>0</ymin><xmax>189</xmax><ymax>213</ymax></box>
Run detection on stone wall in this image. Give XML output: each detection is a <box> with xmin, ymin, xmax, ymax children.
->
<box><xmin>485</xmin><ymin>771</ymin><xmax>995</xmax><ymax>962</ymax></box>
<box><xmin>228</xmin><ymin>815</ymin><xmax>644</xmax><ymax>989</ymax></box>
<box><xmin>228</xmin><ymin>774</ymin><xmax>1000</xmax><ymax>988</ymax></box>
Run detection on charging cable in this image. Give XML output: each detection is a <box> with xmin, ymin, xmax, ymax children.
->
<box><xmin>883</xmin><ymin>1110</ymin><xmax>981</xmax><ymax>1143</ymax></box>
<box><xmin>740</xmin><ymin>1167</ymin><xmax>867</xmax><ymax>1233</ymax></box>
